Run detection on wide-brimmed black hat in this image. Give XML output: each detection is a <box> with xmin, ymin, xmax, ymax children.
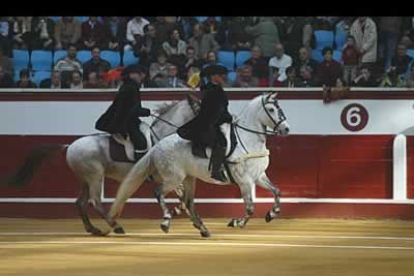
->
<box><xmin>201</xmin><ymin>64</ymin><xmax>228</xmax><ymax>78</ymax></box>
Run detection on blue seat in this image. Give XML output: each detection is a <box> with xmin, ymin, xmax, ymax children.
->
<box><xmin>31</xmin><ymin>50</ymin><xmax>53</xmax><ymax>71</ymax></box>
<box><xmin>75</xmin><ymin>16</ymin><xmax>89</xmax><ymax>23</ymax></box>
<box><xmin>100</xmin><ymin>50</ymin><xmax>120</xmax><ymax>68</ymax></box>
<box><xmin>227</xmin><ymin>71</ymin><xmax>237</xmax><ymax>84</ymax></box>
<box><xmin>12</xmin><ymin>50</ymin><xmax>30</xmax><ymax>71</ymax></box>
<box><xmin>332</xmin><ymin>50</ymin><xmax>342</xmax><ymax>63</ymax></box>
<box><xmin>407</xmin><ymin>49</ymin><xmax>414</xmax><ymax>59</ymax></box>
<box><xmin>335</xmin><ymin>31</ymin><xmax>348</xmax><ymax>50</ymax></box>
<box><xmin>195</xmin><ymin>17</ymin><xmax>208</xmax><ymax>23</ymax></box>
<box><xmin>122</xmin><ymin>50</ymin><xmax>139</xmax><ymax>66</ymax></box>
<box><xmin>311</xmin><ymin>49</ymin><xmax>324</xmax><ymax>63</ymax></box>
<box><xmin>32</xmin><ymin>71</ymin><xmax>51</xmax><ymax>86</ymax></box>
<box><xmin>314</xmin><ymin>30</ymin><xmax>334</xmax><ymax>50</ymax></box>
<box><xmin>235</xmin><ymin>51</ymin><xmax>252</xmax><ymax>68</ymax></box>
<box><xmin>53</xmin><ymin>50</ymin><xmax>67</xmax><ymax>64</ymax></box>
<box><xmin>77</xmin><ymin>50</ymin><xmax>92</xmax><ymax>64</ymax></box>
<box><xmin>49</xmin><ymin>16</ymin><xmax>60</xmax><ymax>22</ymax></box>
<box><xmin>217</xmin><ymin>51</ymin><xmax>235</xmax><ymax>71</ymax></box>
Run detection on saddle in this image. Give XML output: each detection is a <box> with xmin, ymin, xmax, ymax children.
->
<box><xmin>109</xmin><ymin>123</ymin><xmax>152</xmax><ymax>163</ymax></box>
<box><xmin>191</xmin><ymin>124</ymin><xmax>238</xmax><ymax>183</ymax></box>
<box><xmin>191</xmin><ymin>123</ymin><xmax>237</xmax><ymax>160</ymax></box>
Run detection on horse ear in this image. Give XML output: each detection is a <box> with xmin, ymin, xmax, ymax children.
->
<box><xmin>265</xmin><ymin>92</ymin><xmax>272</xmax><ymax>101</ymax></box>
<box><xmin>272</xmin><ymin>92</ymin><xmax>279</xmax><ymax>99</ymax></box>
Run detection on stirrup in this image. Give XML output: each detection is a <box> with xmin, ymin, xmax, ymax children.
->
<box><xmin>211</xmin><ymin>170</ymin><xmax>227</xmax><ymax>182</ymax></box>
<box><xmin>134</xmin><ymin>150</ymin><xmax>147</xmax><ymax>161</ymax></box>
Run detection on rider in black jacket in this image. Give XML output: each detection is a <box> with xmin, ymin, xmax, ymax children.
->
<box><xmin>177</xmin><ymin>65</ymin><xmax>232</xmax><ymax>181</ymax></box>
<box><xmin>95</xmin><ymin>64</ymin><xmax>151</xmax><ymax>160</ymax></box>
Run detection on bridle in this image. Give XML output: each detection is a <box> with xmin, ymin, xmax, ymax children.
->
<box><xmin>234</xmin><ymin>94</ymin><xmax>287</xmax><ymax>136</ymax></box>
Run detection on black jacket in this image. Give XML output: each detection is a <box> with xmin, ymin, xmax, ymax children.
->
<box><xmin>95</xmin><ymin>79</ymin><xmax>150</xmax><ymax>135</ymax></box>
<box><xmin>177</xmin><ymin>82</ymin><xmax>232</xmax><ymax>146</ymax></box>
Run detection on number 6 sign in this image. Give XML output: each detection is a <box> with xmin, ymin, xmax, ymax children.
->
<box><xmin>340</xmin><ymin>103</ymin><xmax>369</xmax><ymax>132</ymax></box>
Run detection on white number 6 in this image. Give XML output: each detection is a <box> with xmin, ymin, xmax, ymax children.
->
<box><xmin>346</xmin><ymin>107</ymin><xmax>361</xmax><ymax>127</ymax></box>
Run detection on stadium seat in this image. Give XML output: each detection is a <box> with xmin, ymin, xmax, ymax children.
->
<box><xmin>217</xmin><ymin>51</ymin><xmax>235</xmax><ymax>71</ymax></box>
<box><xmin>407</xmin><ymin>49</ymin><xmax>414</xmax><ymax>59</ymax></box>
<box><xmin>75</xmin><ymin>16</ymin><xmax>89</xmax><ymax>23</ymax></box>
<box><xmin>235</xmin><ymin>51</ymin><xmax>252</xmax><ymax>68</ymax></box>
<box><xmin>314</xmin><ymin>30</ymin><xmax>334</xmax><ymax>50</ymax></box>
<box><xmin>311</xmin><ymin>49</ymin><xmax>324</xmax><ymax>63</ymax></box>
<box><xmin>32</xmin><ymin>70</ymin><xmax>51</xmax><ymax>86</ymax></box>
<box><xmin>122</xmin><ymin>50</ymin><xmax>140</xmax><ymax>66</ymax></box>
<box><xmin>332</xmin><ymin>50</ymin><xmax>342</xmax><ymax>63</ymax></box>
<box><xmin>12</xmin><ymin>50</ymin><xmax>30</xmax><ymax>71</ymax></box>
<box><xmin>100</xmin><ymin>50</ymin><xmax>121</xmax><ymax>67</ymax></box>
<box><xmin>77</xmin><ymin>50</ymin><xmax>92</xmax><ymax>64</ymax></box>
<box><xmin>53</xmin><ymin>50</ymin><xmax>67</xmax><ymax>64</ymax></box>
<box><xmin>195</xmin><ymin>17</ymin><xmax>208</xmax><ymax>23</ymax></box>
<box><xmin>227</xmin><ymin>71</ymin><xmax>237</xmax><ymax>84</ymax></box>
<box><xmin>31</xmin><ymin>50</ymin><xmax>53</xmax><ymax>71</ymax></box>
<box><xmin>335</xmin><ymin>31</ymin><xmax>348</xmax><ymax>50</ymax></box>
<box><xmin>49</xmin><ymin>16</ymin><xmax>60</xmax><ymax>22</ymax></box>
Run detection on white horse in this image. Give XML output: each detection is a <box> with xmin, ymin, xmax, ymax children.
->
<box><xmin>1</xmin><ymin>94</ymin><xmax>200</xmax><ymax>235</ymax></box>
<box><xmin>108</xmin><ymin>92</ymin><xmax>290</xmax><ymax>237</ymax></box>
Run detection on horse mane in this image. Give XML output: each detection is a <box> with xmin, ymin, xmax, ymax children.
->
<box><xmin>154</xmin><ymin>101</ymin><xmax>179</xmax><ymax>116</ymax></box>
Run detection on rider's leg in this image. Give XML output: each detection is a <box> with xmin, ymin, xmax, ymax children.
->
<box><xmin>210</xmin><ymin>130</ymin><xmax>227</xmax><ymax>182</ymax></box>
<box><xmin>128</xmin><ymin>120</ymin><xmax>148</xmax><ymax>160</ymax></box>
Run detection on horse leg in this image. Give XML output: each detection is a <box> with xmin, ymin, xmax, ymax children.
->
<box><xmin>154</xmin><ymin>182</ymin><xmax>177</xmax><ymax>234</ymax></box>
<box><xmin>171</xmin><ymin>183</ymin><xmax>189</xmax><ymax>217</ymax></box>
<box><xmin>256</xmin><ymin>173</ymin><xmax>281</xmax><ymax>222</ymax></box>
<box><xmin>182</xmin><ymin>176</ymin><xmax>211</xmax><ymax>238</ymax></box>
<box><xmin>228</xmin><ymin>180</ymin><xmax>254</xmax><ymax>229</ymax></box>
<box><xmin>75</xmin><ymin>182</ymin><xmax>103</xmax><ymax>235</ymax></box>
<box><xmin>88</xmin><ymin>179</ymin><xmax>125</xmax><ymax>235</ymax></box>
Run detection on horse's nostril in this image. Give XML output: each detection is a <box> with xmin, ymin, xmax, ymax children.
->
<box><xmin>285</xmin><ymin>127</ymin><xmax>290</xmax><ymax>132</ymax></box>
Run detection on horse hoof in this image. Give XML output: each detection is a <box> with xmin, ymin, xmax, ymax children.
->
<box><xmin>114</xmin><ymin>227</ymin><xmax>125</xmax><ymax>234</ymax></box>
<box><xmin>200</xmin><ymin>231</ymin><xmax>211</xmax><ymax>238</ymax></box>
<box><xmin>265</xmin><ymin>211</ymin><xmax>273</xmax><ymax>223</ymax></box>
<box><xmin>90</xmin><ymin>228</ymin><xmax>107</xmax><ymax>236</ymax></box>
<box><xmin>160</xmin><ymin>220</ymin><xmax>170</xmax><ymax>234</ymax></box>
<box><xmin>172</xmin><ymin>207</ymin><xmax>181</xmax><ymax>217</ymax></box>
<box><xmin>227</xmin><ymin>219</ymin><xmax>237</xmax><ymax>228</ymax></box>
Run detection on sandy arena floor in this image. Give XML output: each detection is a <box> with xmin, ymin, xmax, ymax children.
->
<box><xmin>0</xmin><ymin>218</ymin><xmax>414</xmax><ymax>276</ymax></box>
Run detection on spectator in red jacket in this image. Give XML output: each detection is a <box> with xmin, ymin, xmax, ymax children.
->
<box><xmin>81</xmin><ymin>17</ymin><xmax>109</xmax><ymax>50</ymax></box>
<box><xmin>316</xmin><ymin>47</ymin><xmax>342</xmax><ymax>87</ymax></box>
<box><xmin>342</xmin><ymin>35</ymin><xmax>360</xmax><ymax>85</ymax></box>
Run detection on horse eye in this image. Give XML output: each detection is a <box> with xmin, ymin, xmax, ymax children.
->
<box><xmin>268</xmin><ymin>107</ymin><xmax>275</xmax><ymax>112</ymax></box>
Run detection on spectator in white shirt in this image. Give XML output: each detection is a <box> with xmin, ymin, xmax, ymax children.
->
<box><xmin>54</xmin><ymin>43</ymin><xmax>82</xmax><ymax>88</ymax></box>
<box><xmin>268</xmin><ymin>43</ymin><xmax>292</xmax><ymax>82</ymax></box>
<box><xmin>124</xmin><ymin>17</ymin><xmax>150</xmax><ymax>52</ymax></box>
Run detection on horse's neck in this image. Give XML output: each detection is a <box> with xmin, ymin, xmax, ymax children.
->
<box><xmin>236</xmin><ymin>105</ymin><xmax>267</xmax><ymax>153</ymax></box>
<box><xmin>152</xmin><ymin>101</ymin><xmax>192</xmax><ymax>140</ymax></box>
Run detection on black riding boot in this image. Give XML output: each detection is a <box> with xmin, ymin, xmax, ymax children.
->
<box><xmin>129</xmin><ymin>128</ymin><xmax>148</xmax><ymax>161</ymax></box>
<box><xmin>210</xmin><ymin>145</ymin><xmax>227</xmax><ymax>182</ymax></box>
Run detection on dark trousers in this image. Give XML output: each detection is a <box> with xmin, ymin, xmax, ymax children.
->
<box><xmin>127</xmin><ymin>119</ymin><xmax>147</xmax><ymax>151</ymax></box>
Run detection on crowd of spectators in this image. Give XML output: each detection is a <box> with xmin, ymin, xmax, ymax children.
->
<box><xmin>1</xmin><ymin>16</ymin><xmax>414</xmax><ymax>89</ymax></box>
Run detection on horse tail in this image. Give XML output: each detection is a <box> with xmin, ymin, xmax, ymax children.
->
<box><xmin>109</xmin><ymin>150</ymin><xmax>156</xmax><ymax>219</ymax></box>
<box><xmin>0</xmin><ymin>144</ymin><xmax>68</xmax><ymax>187</ymax></box>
